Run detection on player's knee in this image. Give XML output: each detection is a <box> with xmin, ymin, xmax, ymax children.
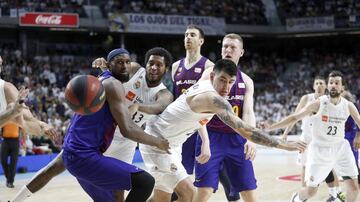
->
<box><xmin>325</xmin><ymin>171</ymin><xmax>335</xmax><ymax>184</ymax></box>
<box><xmin>197</xmin><ymin>187</ymin><xmax>213</xmax><ymax>198</ymax></box>
<box><xmin>176</xmin><ymin>182</ymin><xmax>195</xmax><ymax>200</ymax></box>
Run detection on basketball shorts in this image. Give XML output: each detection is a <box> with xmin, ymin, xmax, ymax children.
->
<box><xmin>194</xmin><ymin>130</ymin><xmax>257</xmax><ymax>192</ymax></box>
<box><xmin>62</xmin><ymin>150</ymin><xmax>142</xmax><ymax>202</ymax></box>
<box><xmin>181</xmin><ymin>132</ymin><xmax>198</xmax><ymax>174</ymax></box>
<box><xmin>105</xmin><ymin>130</ymin><xmax>137</xmax><ymax>164</ymax></box>
<box><xmin>139</xmin><ymin>144</ymin><xmax>188</xmax><ymax>193</ymax></box>
<box><xmin>305</xmin><ymin>140</ymin><xmax>359</xmax><ymax>187</ymax></box>
<box><xmin>345</xmin><ymin>131</ymin><xmax>359</xmax><ymax>166</ymax></box>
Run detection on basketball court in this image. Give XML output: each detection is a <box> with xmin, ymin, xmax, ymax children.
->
<box><xmin>1</xmin><ymin>146</ymin><xmax>334</xmax><ymax>202</ymax></box>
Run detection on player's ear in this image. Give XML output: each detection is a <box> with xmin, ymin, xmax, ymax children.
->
<box><xmin>210</xmin><ymin>71</ymin><xmax>215</xmax><ymax>82</ymax></box>
<box><xmin>239</xmin><ymin>48</ymin><xmax>245</xmax><ymax>57</ymax></box>
<box><xmin>199</xmin><ymin>38</ymin><xmax>204</xmax><ymax>46</ymax></box>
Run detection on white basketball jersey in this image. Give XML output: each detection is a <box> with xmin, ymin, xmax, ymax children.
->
<box><xmin>113</xmin><ymin>68</ymin><xmax>167</xmax><ymax>141</ymax></box>
<box><xmin>312</xmin><ymin>95</ymin><xmax>350</xmax><ymax>146</ymax></box>
<box><xmin>300</xmin><ymin>93</ymin><xmax>316</xmax><ymax>142</ymax></box>
<box><xmin>145</xmin><ymin>80</ymin><xmax>215</xmax><ymax>147</ymax></box>
<box><xmin>0</xmin><ymin>79</ymin><xmax>7</xmax><ymax>111</ymax></box>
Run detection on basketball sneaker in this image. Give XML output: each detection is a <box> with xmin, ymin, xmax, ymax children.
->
<box><xmin>326</xmin><ymin>192</ymin><xmax>345</xmax><ymax>202</ymax></box>
<box><xmin>291</xmin><ymin>192</ymin><xmax>307</xmax><ymax>202</ymax></box>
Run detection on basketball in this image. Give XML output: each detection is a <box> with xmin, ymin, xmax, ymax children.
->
<box><xmin>65</xmin><ymin>75</ymin><xmax>106</xmax><ymax>115</ymax></box>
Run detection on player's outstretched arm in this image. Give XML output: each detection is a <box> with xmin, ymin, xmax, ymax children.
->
<box><xmin>135</xmin><ymin>89</ymin><xmax>174</xmax><ymax>115</ymax></box>
<box><xmin>103</xmin><ymin>78</ymin><xmax>170</xmax><ymax>153</ymax></box>
<box><xmin>210</xmin><ymin>95</ymin><xmax>306</xmax><ymax>152</ymax></box>
<box><xmin>266</xmin><ymin>100</ymin><xmax>320</xmax><ymax>131</ymax></box>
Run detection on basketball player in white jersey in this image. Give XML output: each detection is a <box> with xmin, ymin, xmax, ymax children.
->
<box><xmin>266</xmin><ymin>71</ymin><xmax>360</xmax><ymax>202</ymax></box>
<box><xmin>140</xmin><ymin>59</ymin><xmax>306</xmax><ymax>202</ymax></box>
<box><xmin>105</xmin><ymin>47</ymin><xmax>174</xmax><ymax>163</ymax></box>
<box><xmin>281</xmin><ymin>76</ymin><xmax>327</xmax><ymax>182</ymax></box>
<box><xmin>281</xmin><ymin>76</ymin><xmax>345</xmax><ymax>201</ymax></box>
<box><xmin>197</xmin><ymin>33</ymin><xmax>257</xmax><ymax>202</ymax></box>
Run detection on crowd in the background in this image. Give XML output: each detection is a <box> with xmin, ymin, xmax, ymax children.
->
<box><xmin>0</xmin><ymin>0</ymin><xmax>267</xmax><ymax>25</ymax></box>
<box><xmin>0</xmin><ymin>0</ymin><xmax>86</xmax><ymax>17</ymax></box>
<box><xmin>276</xmin><ymin>0</ymin><xmax>360</xmax><ymax>19</ymax></box>
<box><xmin>1</xmin><ymin>44</ymin><xmax>360</xmax><ymax>154</ymax></box>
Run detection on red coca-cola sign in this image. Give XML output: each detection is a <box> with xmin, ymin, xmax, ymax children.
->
<box><xmin>20</xmin><ymin>12</ymin><xmax>79</xmax><ymax>27</ymax></box>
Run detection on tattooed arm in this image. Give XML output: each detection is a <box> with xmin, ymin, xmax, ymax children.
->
<box><xmin>209</xmin><ymin>94</ymin><xmax>306</xmax><ymax>151</ymax></box>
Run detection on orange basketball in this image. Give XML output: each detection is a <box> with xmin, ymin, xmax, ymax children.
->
<box><xmin>65</xmin><ymin>75</ymin><xmax>106</xmax><ymax>115</ymax></box>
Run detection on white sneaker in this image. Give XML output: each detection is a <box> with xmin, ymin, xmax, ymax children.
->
<box><xmin>291</xmin><ymin>192</ymin><xmax>307</xmax><ymax>202</ymax></box>
<box><xmin>291</xmin><ymin>192</ymin><xmax>298</xmax><ymax>202</ymax></box>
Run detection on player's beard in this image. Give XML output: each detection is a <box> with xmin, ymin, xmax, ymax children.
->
<box><xmin>329</xmin><ymin>90</ymin><xmax>341</xmax><ymax>98</ymax></box>
<box><xmin>145</xmin><ymin>74</ymin><xmax>161</xmax><ymax>86</ymax></box>
<box><xmin>113</xmin><ymin>72</ymin><xmax>129</xmax><ymax>83</ymax></box>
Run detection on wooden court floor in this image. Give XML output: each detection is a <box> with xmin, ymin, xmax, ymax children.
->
<box><xmin>0</xmin><ymin>147</ymin><xmax>345</xmax><ymax>202</ymax></box>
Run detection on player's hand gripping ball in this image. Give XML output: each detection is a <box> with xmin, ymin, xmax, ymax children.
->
<box><xmin>65</xmin><ymin>75</ymin><xmax>106</xmax><ymax>115</ymax></box>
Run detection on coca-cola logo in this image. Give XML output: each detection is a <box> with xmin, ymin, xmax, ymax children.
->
<box><xmin>35</xmin><ymin>15</ymin><xmax>62</xmax><ymax>25</ymax></box>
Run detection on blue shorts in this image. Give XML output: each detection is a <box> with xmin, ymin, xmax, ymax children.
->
<box><xmin>63</xmin><ymin>150</ymin><xmax>142</xmax><ymax>202</ymax></box>
<box><xmin>181</xmin><ymin>132</ymin><xmax>198</xmax><ymax>174</ymax></box>
<box><xmin>194</xmin><ymin>130</ymin><xmax>257</xmax><ymax>192</ymax></box>
<box><xmin>345</xmin><ymin>132</ymin><xmax>359</xmax><ymax>168</ymax></box>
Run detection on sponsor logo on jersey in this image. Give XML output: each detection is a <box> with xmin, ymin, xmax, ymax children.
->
<box><xmin>194</xmin><ymin>67</ymin><xmax>202</xmax><ymax>73</ymax></box>
<box><xmin>322</xmin><ymin>115</ymin><xmax>328</xmax><ymax>122</ymax></box>
<box><xmin>133</xmin><ymin>80</ymin><xmax>141</xmax><ymax>89</ymax></box>
<box><xmin>176</xmin><ymin>80</ymin><xmax>197</xmax><ymax>85</ymax></box>
<box><xmin>199</xmin><ymin>119</ymin><xmax>209</xmax><ymax>125</ymax></box>
<box><xmin>126</xmin><ymin>91</ymin><xmax>136</xmax><ymax>101</ymax></box>
<box><xmin>238</xmin><ymin>83</ymin><xmax>245</xmax><ymax>88</ymax></box>
<box><xmin>226</xmin><ymin>95</ymin><xmax>244</xmax><ymax>100</ymax></box>
<box><xmin>170</xmin><ymin>163</ymin><xmax>178</xmax><ymax>172</ymax></box>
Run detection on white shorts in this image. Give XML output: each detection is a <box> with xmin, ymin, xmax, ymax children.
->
<box><xmin>305</xmin><ymin>140</ymin><xmax>359</xmax><ymax>187</ymax></box>
<box><xmin>104</xmin><ymin>132</ymin><xmax>137</xmax><ymax>164</ymax></box>
<box><xmin>296</xmin><ymin>132</ymin><xmax>312</xmax><ymax>166</ymax></box>
<box><xmin>139</xmin><ymin>144</ymin><xmax>188</xmax><ymax>193</ymax></box>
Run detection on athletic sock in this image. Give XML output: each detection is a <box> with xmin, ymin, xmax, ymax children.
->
<box><xmin>328</xmin><ymin>187</ymin><xmax>338</xmax><ymax>197</ymax></box>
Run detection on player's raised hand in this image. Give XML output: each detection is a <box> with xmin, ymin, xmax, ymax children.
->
<box><xmin>92</xmin><ymin>57</ymin><xmax>108</xmax><ymax>70</ymax></box>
